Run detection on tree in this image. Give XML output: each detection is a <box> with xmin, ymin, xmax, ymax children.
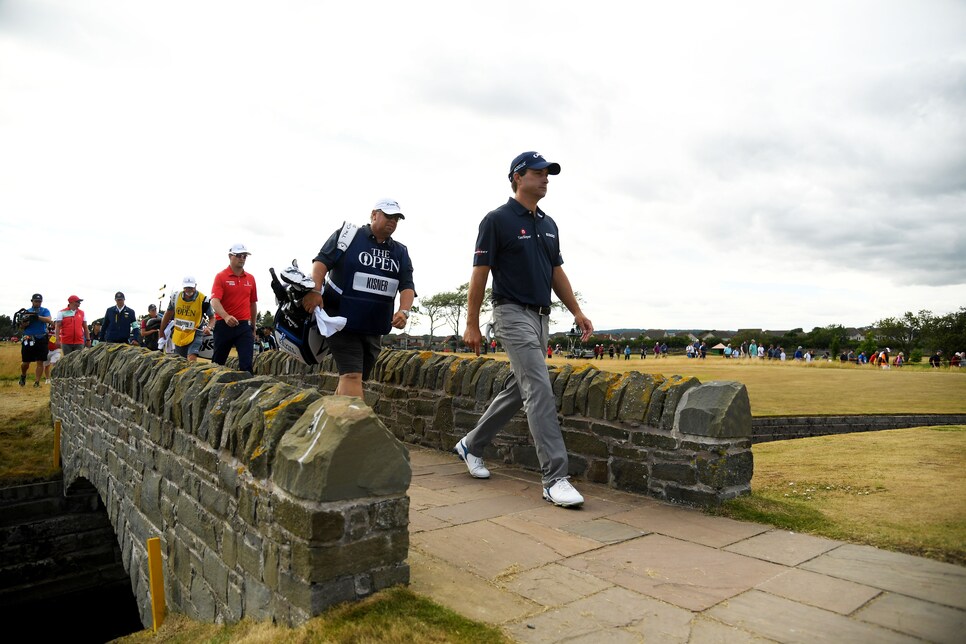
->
<box><xmin>0</xmin><ymin>314</ymin><xmax>15</xmax><ymax>338</ymax></box>
<box><xmin>921</xmin><ymin>307</ymin><xmax>966</xmax><ymax>357</ymax></box>
<box><xmin>418</xmin><ymin>293</ymin><xmax>449</xmax><ymax>347</ymax></box>
<box><xmin>259</xmin><ymin>311</ymin><xmax>275</xmax><ymax>327</ymax></box>
<box><xmin>873</xmin><ymin>311</ymin><xmax>929</xmax><ymax>356</ymax></box>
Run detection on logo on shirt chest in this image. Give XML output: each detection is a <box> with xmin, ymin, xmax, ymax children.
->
<box><xmin>518</xmin><ymin>228</ymin><xmax>531</xmax><ymax>240</ymax></box>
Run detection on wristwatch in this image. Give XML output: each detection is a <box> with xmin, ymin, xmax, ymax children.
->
<box><xmin>399</xmin><ymin>309</ymin><xmax>410</xmax><ymax>318</ymax></box>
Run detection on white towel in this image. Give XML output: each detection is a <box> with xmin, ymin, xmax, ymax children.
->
<box><xmin>313</xmin><ymin>307</ymin><xmax>347</xmax><ymax>337</ymax></box>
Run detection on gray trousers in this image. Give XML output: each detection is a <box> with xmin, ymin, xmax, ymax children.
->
<box><xmin>463</xmin><ymin>303</ymin><xmax>569</xmax><ymax>486</ymax></box>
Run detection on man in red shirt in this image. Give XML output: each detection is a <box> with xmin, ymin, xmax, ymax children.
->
<box><xmin>210</xmin><ymin>243</ymin><xmax>258</xmax><ymax>372</ymax></box>
<box><xmin>55</xmin><ymin>295</ymin><xmax>88</xmax><ymax>355</ymax></box>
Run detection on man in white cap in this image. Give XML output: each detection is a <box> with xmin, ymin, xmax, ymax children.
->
<box><xmin>210</xmin><ymin>244</ymin><xmax>258</xmax><ymax>372</ymax></box>
<box><xmin>161</xmin><ymin>276</ymin><xmax>213</xmax><ymax>362</ymax></box>
<box><xmin>301</xmin><ymin>199</ymin><xmax>415</xmax><ymax>397</ymax></box>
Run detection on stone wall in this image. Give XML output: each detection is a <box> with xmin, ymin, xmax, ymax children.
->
<box><xmin>50</xmin><ymin>344</ymin><xmax>411</xmax><ymax>628</ymax></box>
<box><xmin>752</xmin><ymin>414</ymin><xmax>966</xmax><ymax>442</ymax></box>
<box><xmin>250</xmin><ymin>350</ymin><xmax>754</xmax><ymax>507</ymax></box>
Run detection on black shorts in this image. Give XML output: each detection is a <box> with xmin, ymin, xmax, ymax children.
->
<box><xmin>21</xmin><ymin>335</ymin><xmax>49</xmax><ymax>363</ymax></box>
<box><xmin>326</xmin><ymin>331</ymin><xmax>382</xmax><ymax>379</ymax></box>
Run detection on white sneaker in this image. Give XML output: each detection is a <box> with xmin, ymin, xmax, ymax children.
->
<box><xmin>543</xmin><ymin>479</ymin><xmax>584</xmax><ymax>507</ymax></box>
<box><xmin>453</xmin><ymin>439</ymin><xmax>490</xmax><ymax>479</ymax></box>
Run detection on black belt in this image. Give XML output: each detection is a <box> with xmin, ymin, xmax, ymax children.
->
<box><xmin>494</xmin><ymin>299</ymin><xmax>551</xmax><ymax>316</ymax></box>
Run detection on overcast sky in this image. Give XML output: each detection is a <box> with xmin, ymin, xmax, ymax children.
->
<box><xmin>2</xmin><ymin>0</ymin><xmax>964</xmax><ymax>336</ymax></box>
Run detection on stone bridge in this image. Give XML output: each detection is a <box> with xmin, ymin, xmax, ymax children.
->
<box><xmin>49</xmin><ymin>344</ymin><xmax>752</xmax><ymax>627</ymax></box>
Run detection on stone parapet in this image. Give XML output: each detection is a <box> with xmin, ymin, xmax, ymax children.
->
<box><xmin>252</xmin><ymin>350</ymin><xmax>754</xmax><ymax>507</ymax></box>
<box><xmin>752</xmin><ymin>413</ymin><xmax>966</xmax><ymax>443</ymax></box>
<box><xmin>50</xmin><ymin>344</ymin><xmax>410</xmax><ymax>627</ymax></box>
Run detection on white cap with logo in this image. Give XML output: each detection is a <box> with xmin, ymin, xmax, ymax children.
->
<box><xmin>229</xmin><ymin>243</ymin><xmax>251</xmax><ymax>255</ymax></box>
<box><xmin>182</xmin><ymin>276</ymin><xmax>197</xmax><ymax>288</ymax></box>
<box><xmin>373</xmin><ymin>199</ymin><xmax>405</xmax><ymax>219</ymax></box>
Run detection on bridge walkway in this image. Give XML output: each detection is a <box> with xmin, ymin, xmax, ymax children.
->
<box><xmin>406</xmin><ymin>446</ymin><xmax>965</xmax><ymax>643</ymax></box>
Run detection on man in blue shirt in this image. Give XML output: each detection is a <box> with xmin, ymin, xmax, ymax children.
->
<box><xmin>19</xmin><ymin>293</ymin><xmax>52</xmax><ymax>387</ymax></box>
<box><xmin>456</xmin><ymin>152</ymin><xmax>594</xmax><ymax>508</ymax></box>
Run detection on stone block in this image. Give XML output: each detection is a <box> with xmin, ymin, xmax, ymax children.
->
<box><xmin>618</xmin><ymin>372</ymin><xmax>663</xmax><ymax>423</ymax></box>
<box><xmin>274</xmin><ymin>497</ymin><xmax>346</xmax><ymax>542</ymax></box>
<box><xmin>651</xmin><ymin>462</ymin><xmax>697</xmax><ymax>486</ymax></box>
<box><xmin>674</xmin><ymin>381</ymin><xmax>752</xmax><ymax>439</ymax></box>
<box><xmin>272</xmin><ymin>397</ymin><xmax>411</xmax><ymax>502</ymax></box>
<box><xmin>561</xmin><ymin>429</ymin><xmax>609</xmax><ymax>458</ymax></box>
<box><xmin>585</xmin><ymin>371</ymin><xmax>622</xmax><ymax>419</ymax></box>
<box><xmin>696</xmin><ymin>450</ymin><xmax>754</xmax><ymax>489</ymax></box>
<box><xmin>659</xmin><ymin>377</ymin><xmax>700</xmax><ymax>431</ymax></box>
<box><xmin>610</xmin><ymin>457</ymin><xmax>649</xmax><ymax>493</ymax></box>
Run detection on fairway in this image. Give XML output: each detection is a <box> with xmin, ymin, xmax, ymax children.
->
<box><xmin>526</xmin><ymin>353</ymin><xmax>966</xmax><ymax>416</ymax></box>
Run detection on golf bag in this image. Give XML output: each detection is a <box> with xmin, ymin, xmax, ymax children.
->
<box><xmin>269</xmin><ymin>260</ymin><xmax>329</xmax><ymax>365</ymax></box>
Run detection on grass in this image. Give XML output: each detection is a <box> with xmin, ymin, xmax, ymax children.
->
<box><xmin>119</xmin><ymin>586</ymin><xmax>510</xmax><ymax>644</ymax></box>
<box><xmin>709</xmin><ymin>425</ymin><xmax>966</xmax><ymax>565</ymax></box>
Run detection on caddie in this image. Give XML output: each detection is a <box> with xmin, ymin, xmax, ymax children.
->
<box><xmin>301</xmin><ymin>199</ymin><xmax>416</xmax><ymax>397</ymax></box>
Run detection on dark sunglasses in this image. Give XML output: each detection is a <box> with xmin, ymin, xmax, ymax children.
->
<box><xmin>383</xmin><ymin>213</ymin><xmax>403</xmax><ymax>221</ymax></box>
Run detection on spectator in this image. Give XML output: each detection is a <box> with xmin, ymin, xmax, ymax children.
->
<box><xmin>101</xmin><ymin>292</ymin><xmax>138</xmax><ymax>344</ymax></box>
<box><xmin>161</xmin><ymin>276</ymin><xmax>214</xmax><ymax>363</ymax></box>
<box><xmin>950</xmin><ymin>352</ymin><xmax>962</xmax><ymax>368</ymax></box>
<box><xmin>211</xmin><ymin>245</ymin><xmax>259</xmax><ymax>373</ymax></box>
<box><xmin>55</xmin><ymin>295</ymin><xmax>88</xmax><ymax>355</ymax></box>
<box><xmin>43</xmin><ymin>325</ymin><xmax>61</xmax><ymax>384</ymax></box>
<box><xmin>640</xmin><ymin>346</ymin><xmax>646</xmax><ymax>359</ymax></box>
<box><xmin>749</xmin><ymin>339</ymin><xmax>758</xmax><ymax>359</ymax></box>
<box><xmin>258</xmin><ymin>326</ymin><xmax>278</xmax><ymax>352</ymax></box>
<box><xmin>89</xmin><ymin>321</ymin><xmax>102</xmax><ymax>346</ymax></box>
<box><xmin>929</xmin><ymin>350</ymin><xmax>942</xmax><ymax>368</ymax></box>
<box><xmin>661</xmin><ymin>342</ymin><xmax>668</xmax><ymax>357</ymax></box>
<box><xmin>299</xmin><ymin>200</ymin><xmax>416</xmax><ymax>396</ymax></box>
<box><xmin>140</xmin><ymin>304</ymin><xmax>163</xmax><ymax>351</ymax></box>
<box><xmin>624</xmin><ymin>345</ymin><xmax>631</xmax><ymax>360</ymax></box>
<box><xmin>18</xmin><ymin>294</ymin><xmax>51</xmax><ymax>387</ymax></box>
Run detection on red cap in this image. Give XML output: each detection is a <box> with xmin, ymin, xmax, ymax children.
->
<box><xmin>68</xmin><ymin>295</ymin><xmax>82</xmax><ymax>303</ymax></box>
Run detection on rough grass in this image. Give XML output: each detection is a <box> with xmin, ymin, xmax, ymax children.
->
<box><xmin>709</xmin><ymin>425</ymin><xmax>966</xmax><ymax>565</ymax></box>
<box><xmin>119</xmin><ymin>586</ymin><xmax>510</xmax><ymax>643</ymax></box>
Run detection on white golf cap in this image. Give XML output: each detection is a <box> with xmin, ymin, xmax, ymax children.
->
<box><xmin>373</xmin><ymin>199</ymin><xmax>404</xmax><ymax>218</ymax></box>
<box><xmin>182</xmin><ymin>276</ymin><xmax>197</xmax><ymax>288</ymax></box>
<box><xmin>229</xmin><ymin>243</ymin><xmax>251</xmax><ymax>255</ymax></box>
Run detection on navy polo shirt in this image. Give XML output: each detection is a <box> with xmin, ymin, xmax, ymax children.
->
<box><xmin>472</xmin><ymin>197</ymin><xmax>563</xmax><ymax>308</ymax></box>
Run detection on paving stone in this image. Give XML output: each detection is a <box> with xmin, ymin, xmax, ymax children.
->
<box><xmin>412</xmin><ymin>521</ymin><xmax>564</xmax><ymax>579</ymax></box>
<box><xmin>708</xmin><ymin>590</ymin><xmax>922</xmax><ymax>643</ymax></box>
<box><xmin>502</xmin><ymin>563</ymin><xmax>612</xmax><ymax>607</ymax></box>
<box><xmin>491</xmin><ymin>515</ymin><xmax>602</xmax><ymax>557</ymax></box>
<box><xmin>610</xmin><ymin>503</ymin><xmax>769</xmax><ymax>547</ymax></box>
<box><xmin>407</xmin><ymin>549</ymin><xmax>539</xmax><ymax>625</ymax></box>
<box><xmin>407</xmin><ymin>485</ymin><xmax>467</xmax><ymax>511</ymax></box>
<box><xmin>856</xmin><ymin>591</ymin><xmax>966</xmax><ymax>643</ymax></box>
<box><xmin>561</xmin><ymin>518</ymin><xmax>648</xmax><ymax>544</ymax></box>
<box><xmin>505</xmin><ymin>586</ymin><xmax>693</xmax><ymax>644</ymax></box>
<box><xmin>755</xmin><ymin>568</ymin><xmax>881</xmax><ymax>615</ymax></box>
<box><xmin>801</xmin><ymin>544</ymin><xmax>966</xmax><ymax>610</ymax></box>
<box><xmin>424</xmin><ymin>493</ymin><xmax>545</xmax><ymax>525</ymax></box>
<box><xmin>408</xmin><ymin>508</ymin><xmax>450</xmax><ymax>533</ymax></box>
<box><xmin>408</xmin><ymin>446</ymin><xmax>460</xmax><ymax>467</ymax></box>
<box><xmin>687</xmin><ymin>616</ymin><xmax>776</xmax><ymax>643</ymax></box>
<box><xmin>510</xmin><ymin>497</ymin><xmax>633</xmax><ymax>529</ymax></box>
<box><xmin>724</xmin><ymin>530</ymin><xmax>841</xmax><ymax>566</ymax></box>
<box><xmin>562</xmin><ymin>534</ymin><xmax>785</xmax><ymax>611</ymax></box>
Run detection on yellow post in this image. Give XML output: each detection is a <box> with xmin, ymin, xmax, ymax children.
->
<box><xmin>147</xmin><ymin>537</ymin><xmax>166</xmax><ymax>631</ymax></box>
<box><xmin>53</xmin><ymin>420</ymin><xmax>61</xmax><ymax>471</ymax></box>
